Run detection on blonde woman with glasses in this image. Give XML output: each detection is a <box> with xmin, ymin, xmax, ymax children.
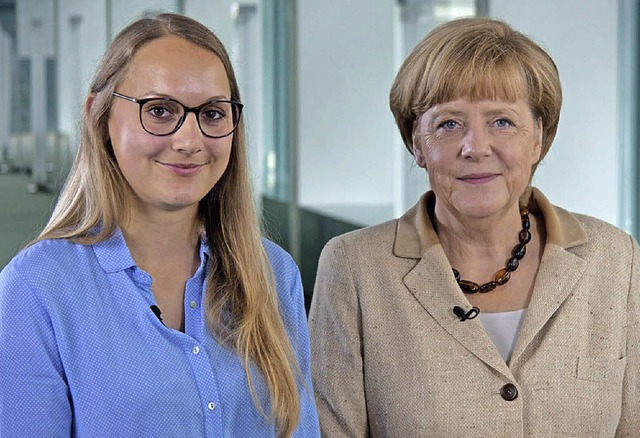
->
<box><xmin>0</xmin><ymin>13</ymin><xmax>319</xmax><ymax>437</ymax></box>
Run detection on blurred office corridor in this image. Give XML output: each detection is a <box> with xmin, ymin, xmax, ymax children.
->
<box><xmin>0</xmin><ymin>172</ymin><xmax>54</xmax><ymax>267</ymax></box>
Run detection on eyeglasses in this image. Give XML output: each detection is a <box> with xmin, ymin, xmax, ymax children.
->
<box><xmin>111</xmin><ymin>92</ymin><xmax>243</xmax><ymax>139</ymax></box>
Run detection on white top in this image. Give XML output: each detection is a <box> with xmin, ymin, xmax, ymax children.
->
<box><xmin>478</xmin><ymin>308</ymin><xmax>527</xmax><ymax>364</ymax></box>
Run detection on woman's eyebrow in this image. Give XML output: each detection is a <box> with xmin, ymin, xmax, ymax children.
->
<box><xmin>136</xmin><ymin>91</ymin><xmax>232</xmax><ymax>101</ymax></box>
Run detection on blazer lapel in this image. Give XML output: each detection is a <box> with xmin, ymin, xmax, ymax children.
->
<box><xmin>395</xmin><ymin>188</ymin><xmax>589</xmax><ymax>379</ymax></box>
<box><xmin>403</xmin><ymin>247</ymin><xmax>514</xmax><ymax>381</ymax></box>
<box><xmin>396</xmin><ymin>192</ymin><xmax>512</xmax><ymax>378</ymax></box>
<box><xmin>509</xmin><ymin>188</ymin><xmax>590</xmax><ymax>366</ymax></box>
<box><xmin>509</xmin><ymin>244</ymin><xmax>587</xmax><ymax>365</ymax></box>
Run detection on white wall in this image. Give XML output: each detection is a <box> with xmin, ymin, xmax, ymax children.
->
<box><xmin>184</xmin><ymin>0</ymin><xmax>235</xmax><ymax>47</ymax></box>
<box><xmin>297</xmin><ymin>0</ymin><xmax>397</xmax><ymax>215</ymax></box>
<box><xmin>109</xmin><ymin>0</ymin><xmax>176</xmax><ymax>39</ymax></box>
<box><xmin>490</xmin><ymin>0</ymin><xmax>620</xmax><ymax>225</ymax></box>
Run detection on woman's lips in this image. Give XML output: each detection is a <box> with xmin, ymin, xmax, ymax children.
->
<box><xmin>159</xmin><ymin>162</ymin><xmax>205</xmax><ymax>175</ymax></box>
<box><xmin>459</xmin><ymin>173</ymin><xmax>499</xmax><ymax>184</ymax></box>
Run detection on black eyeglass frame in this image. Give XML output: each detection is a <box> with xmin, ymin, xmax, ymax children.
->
<box><xmin>111</xmin><ymin>91</ymin><xmax>244</xmax><ymax>139</ymax></box>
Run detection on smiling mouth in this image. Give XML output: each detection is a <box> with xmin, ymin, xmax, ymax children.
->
<box><xmin>169</xmin><ymin>163</ymin><xmax>202</xmax><ymax>169</ymax></box>
<box><xmin>459</xmin><ymin>174</ymin><xmax>499</xmax><ymax>184</ymax></box>
<box><xmin>158</xmin><ymin>161</ymin><xmax>207</xmax><ymax>175</ymax></box>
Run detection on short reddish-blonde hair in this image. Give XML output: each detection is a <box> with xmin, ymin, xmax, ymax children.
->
<box><xmin>390</xmin><ymin>17</ymin><xmax>562</xmax><ymax>172</ymax></box>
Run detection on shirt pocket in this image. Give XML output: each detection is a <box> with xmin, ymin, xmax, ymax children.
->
<box><xmin>575</xmin><ymin>355</ymin><xmax>626</xmax><ymax>386</ymax></box>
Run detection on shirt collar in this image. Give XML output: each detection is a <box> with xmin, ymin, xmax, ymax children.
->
<box><xmin>198</xmin><ymin>234</ymin><xmax>211</xmax><ymax>266</ymax></box>
<box><xmin>393</xmin><ymin>187</ymin><xmax>589</xmax><ymax>259</ymax></box>
<box><xmin>93</xmin><ymin>228</ymin><xmax>137</xmax><ymax>273</ymax></box>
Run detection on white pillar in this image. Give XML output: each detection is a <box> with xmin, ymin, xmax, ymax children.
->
<box><xmin>17</xmin><ymin>0</ymin><xmax>56</xmax><ymax>192</ymax></box>
<box><xmin>231</xmin><ymin>2</ymin><xmax>263</xmax><ymax>206</ymax></box>
<box><xmin>0</xmin><ymin>29</ymin><xmax>11</xmax><ymax>172</ymax></box>
<box><xmin>68</xmin><ymin>13</ymin><xmax>82</xmax><ymax>152</ymax></box>
<box><xmin>29</xmin><ymin>17</ymin><xmax>48</xmax><ymax>191</ymax></box>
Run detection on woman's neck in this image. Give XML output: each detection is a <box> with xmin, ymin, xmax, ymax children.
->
<box><xmin>121</xmin><ymin>205</ymin><xmax>202</xmax><ymax>277</ymax></box>
<box><xmin>433</xmin><ymin>202</ymin><xmax>526</xmax><ymax>282</ymax></box>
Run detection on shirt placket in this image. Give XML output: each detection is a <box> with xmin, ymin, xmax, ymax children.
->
<box><xmin>183</xmin><ymin>269</ymin><xmax>223</xmax><ymax>436</ymax></box>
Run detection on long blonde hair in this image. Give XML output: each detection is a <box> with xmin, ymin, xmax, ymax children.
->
<box><xmin>36</xmin><ymin>13</ymin><xmax>301</xmax><ymax>436</ymax></box>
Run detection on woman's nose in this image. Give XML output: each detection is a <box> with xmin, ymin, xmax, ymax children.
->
<box><xmin>460</xmin><ymin>126</ymin><xmax>491</xmax><ymax>160</ymax></box>
<box><xmin>171</xmin><ymin>113</ymin><xmax>203</xmax><ymax>154</ymax></box>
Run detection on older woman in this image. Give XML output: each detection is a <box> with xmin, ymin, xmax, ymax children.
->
<box><xmin>0</xmin><ymin>13</ymin><xmax>319</xmax><ymax>437</ymax></box>
<box><xmin>309</xmin><ymin>17</ymin><xmax>638</xmax><ymax>437</ymax></box>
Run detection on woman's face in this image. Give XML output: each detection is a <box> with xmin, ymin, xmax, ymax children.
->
<box><xmin>413</xmin><ymin>97</ymin><xmax>542</xmax><ymax>222</ymax></box>
<box><xmin>107</xmin><ymin>35</ymin><xmax>233</xmax><ymax>215</ymax></box>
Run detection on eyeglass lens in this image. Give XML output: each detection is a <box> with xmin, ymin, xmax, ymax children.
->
<box><xmin>141</xmin><ymin>99</ymin><xmax>239</xmax><ymax>137</ymax></box>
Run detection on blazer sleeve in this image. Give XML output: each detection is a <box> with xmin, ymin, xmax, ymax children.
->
<box><xmin>308</xmin><ymin>236</ymin><xmax>368</xmax><ymax>437</ymax></box>
<box><xmin>616</xmin><ymin>236</ymin><xmax>640</xmax><ymax>436</ymax></box>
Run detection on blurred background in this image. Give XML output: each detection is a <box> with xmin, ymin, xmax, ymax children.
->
<box><xmin>1</xmin><ymin>0</ymin><xmax>638</xmax><ymax>310</ymax></box>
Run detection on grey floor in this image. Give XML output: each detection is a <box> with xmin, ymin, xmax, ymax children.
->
<box><xmin>0</xmin><ymin>173</ymin><xmax>56</xmax><ymax>269</ymax></box>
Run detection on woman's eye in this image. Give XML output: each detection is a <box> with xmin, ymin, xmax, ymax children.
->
<box><xmin>151</xmin><ymin>106</ymin><xmax>167</xmax><ymax>117</ymax></box>
<box><xmin>142</xmin><ymin>99</ymin><xmax>182</xmax><ymax>121</ymax></box>
<box><xmin>147</xmin><ymin>105</ymin><xmax>173</xmax><ymax>118</ymax></box>
<box><xmin>494</xmin><ymin>118</ymin><xmax>513</xmax><ymax>128</ymax></box>
<box><xmin>202</xmin><ymin>109</ymin><xmax>224</xmax><ymax>121</ymax></box>
<box><xmin>440</xmin><ymin>120</ymin><xmax>459</xmax><ymax>130</ymax></box>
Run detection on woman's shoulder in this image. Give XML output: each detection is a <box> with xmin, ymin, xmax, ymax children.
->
<box><xmin>262</xmin><ymin>237</ymin><xmax>296</xmax><ymax>271</ymax></box>
<box><xmin>562</xmin><ymin>208</ymin><xmax>636</xmax><ymax>246</ymax></box>
<box><xmin>0</xmin><ymin>238</ymin><xmax>97</xmax><ymax>306</ymax></box>
<box><xmin>572</xmin><ymin>211</ymin><xmax>631</xmax><ymax>239</ymax></box>
<box><xmin>532</xmin><ymin>188</ymin><xmax>634</xmax><ymax>248</ymax></box>
<box><xmin>2</xmin><ymin>238</ymin><xmax>92</xmax><ymax>278</ymax></box>
<box><xmin>554</xmin><ymin>206</ymin><xmax>638</xmax><ymax>260</ymax></box>
<box><xmin>261</xmin><ymin>238</ymin><xmax>301</xmax><ymax>291</ymax></box>
<box><xmin>260</xmin><ymin>238</ymin><xmax>307</xmax><ymax>321</ymax></box>
<box><xmin>324</xmin><ymin>218</ymin><xmax>399</xmax><ymax>251</ymax></box>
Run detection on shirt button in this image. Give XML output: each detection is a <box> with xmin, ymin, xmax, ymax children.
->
<box><xmin>192</xmin><ymin>346</ymin><xmax>200</xmax><ymax>355</ymax></box>
<box><xmin>500</xmin><ymin>383</ymin><xmax>518</xmax><ymax>401</ymax></box>
<box><xmin>189</xmin><ymin>300</ymin><xmax>198</xmax><ymax>309</ymax></box>
<box><xmin>208</xmin><ymin>402</ymin><xmax>216</xmax><ymax>410</ymax></box>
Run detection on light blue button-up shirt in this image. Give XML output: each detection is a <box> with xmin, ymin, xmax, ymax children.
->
<box><xmin>0</xmin><ymin>229</ymin><xmax>320</xmax><ymax>437</ymax></box>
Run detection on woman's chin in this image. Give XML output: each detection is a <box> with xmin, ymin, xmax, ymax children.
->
<box><xmin>152</xmin><ymin>194</ymin><xmax>202</xmax><ymax>213</ymax></box>
<box><xmin>449</xmin><ymin>195</ymin><xmax>513</xmax><ymax>221</ymax></box>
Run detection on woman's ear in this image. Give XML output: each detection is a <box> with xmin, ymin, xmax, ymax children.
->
<box><xmin>413</xmin><ymin>142</ymin><xmax>427</xmax><ymax>169</ymax></box>
<box><xmin>532</xmin><ymin>117</ymin><xmax>543</xmax><ymax>163</ymax></box>
<box><xmin>412</xmin><ymin>122</ymin><xmax>427</xmax><ymax>169</ymax></box>
<box><xmin>85</xmin><ymin>93</ymin><xmax>97</xmax><ymax>115</ymax></box>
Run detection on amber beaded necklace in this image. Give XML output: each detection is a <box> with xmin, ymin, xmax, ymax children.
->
<box><xmin>452</xmin><ymin>207</ymin><xmax>531</xmax><ymax>294</ymax></box>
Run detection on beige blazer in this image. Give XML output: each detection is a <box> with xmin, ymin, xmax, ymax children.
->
<box><xmin>309</xmin><ymin>188</ymin><xmax>639</xmax><ymax>437</ymax></box>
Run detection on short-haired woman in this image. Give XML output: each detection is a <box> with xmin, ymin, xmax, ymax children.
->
<box><xmin>309</xmin><ymin>17</ymin><xmax>638</xmax><ymax>437</ymax></box>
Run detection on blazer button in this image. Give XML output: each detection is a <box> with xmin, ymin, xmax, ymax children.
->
<box><xmin>500</xmin><ymin>383</ymin><xmax>518</xmax><ymax>401</ymax></box>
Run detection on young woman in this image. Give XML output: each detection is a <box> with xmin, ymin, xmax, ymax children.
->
<box><xmin>0</xmin><ymin>13</ymin><xmax>319</xmax><ymax>437</ymax></box>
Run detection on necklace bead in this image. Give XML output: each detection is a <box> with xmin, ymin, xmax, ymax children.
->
<box><xmin>506</xmin><ymin>258</ymin><xmax>520</xmax><ymax>272</ymax></box>
<box><xmin>494</xmin><ymin>268</ymin><xmax>511</xmax><ymax>285</ymax></box>
<box><xmin>452</xmin><ymin>207</ymin><xmax>531</xmax><ymax>294</ymax></box>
